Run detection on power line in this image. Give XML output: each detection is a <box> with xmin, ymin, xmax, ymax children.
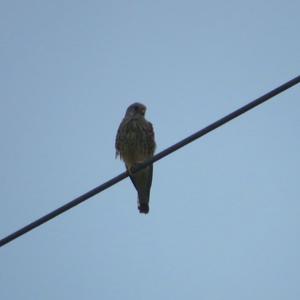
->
<box><xmin>1</xmin><ymin>75</ymin><xmax>299</xmax><ymax>248</ymax></box>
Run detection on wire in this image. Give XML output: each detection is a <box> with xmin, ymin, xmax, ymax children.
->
<box><xmin>1</xmin><ymin>75</ymin><xmax>299</xmax><ymax>247</ymax></box>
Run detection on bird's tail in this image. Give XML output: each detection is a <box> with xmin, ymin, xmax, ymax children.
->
<box><xmin>138</xmin><ymin>194</ymin><xmax>149</xmax><ymax>214</ymax></box>
<box><xmin>128</xmin><ymin>165</ymin><xmax>153</xmax><ymax>214</ymax></box>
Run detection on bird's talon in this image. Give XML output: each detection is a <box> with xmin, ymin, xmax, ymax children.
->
<box><xmin>130</xmin><ymin>163</ymin><xmax>141</xmax><ymax>174</ymax></box>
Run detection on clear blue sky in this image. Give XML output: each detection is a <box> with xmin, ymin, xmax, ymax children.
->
<box><xmin>1</xmin><ymin>1</ymin><xmax>299</xmax><ymax>299</ymax></box>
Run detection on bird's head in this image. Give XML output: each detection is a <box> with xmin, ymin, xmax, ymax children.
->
<box><xmin>125</xmin><ymin>102</ymin><xmax>147</xmax><ymax>118</ymax></box>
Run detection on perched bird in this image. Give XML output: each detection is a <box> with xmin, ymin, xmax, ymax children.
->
<box><xmin>115</xmin><ymin>103</ymin><xmax>156</xmax><ymax>214</ymax></box>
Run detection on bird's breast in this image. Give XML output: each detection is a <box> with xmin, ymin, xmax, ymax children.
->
<box><xmin>119</xmin><ymin>119</ymin><xmax>153</xmax><ymax>166</ymax></box>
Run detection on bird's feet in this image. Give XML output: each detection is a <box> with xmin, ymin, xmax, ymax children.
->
<box><xmin>129</xmin><ymin>162</ymin><xmax>143</xmax><ymax>174</ymax></box>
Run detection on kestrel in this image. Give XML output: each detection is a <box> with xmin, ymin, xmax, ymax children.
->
<box><xmin>115</xmin><ymin>103</ymin><xmax>156</xmax><ymax>214</ymax></box>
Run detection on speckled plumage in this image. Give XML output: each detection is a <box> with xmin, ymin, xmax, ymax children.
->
<box><xmin>115</xmin><ymin>103</ymin><xmax>156</xmax><ymax>214</ymax></box>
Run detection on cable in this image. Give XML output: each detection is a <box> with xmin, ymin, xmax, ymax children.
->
<box><xmin>1</xmin><ymin>75</ymin><xmax>299</xmax><ymax>247</ymax></box>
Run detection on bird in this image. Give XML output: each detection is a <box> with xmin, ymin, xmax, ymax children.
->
<box><xmin>115</xmin><ymin>103</ymin><xmax>156</xmax><ymax>214</ymax></box>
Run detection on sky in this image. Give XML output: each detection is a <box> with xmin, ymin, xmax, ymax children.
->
<box><xmin>0</xmin><ymin>1</ymin><xmax>299</xmax><ymax>299</ymax></box>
